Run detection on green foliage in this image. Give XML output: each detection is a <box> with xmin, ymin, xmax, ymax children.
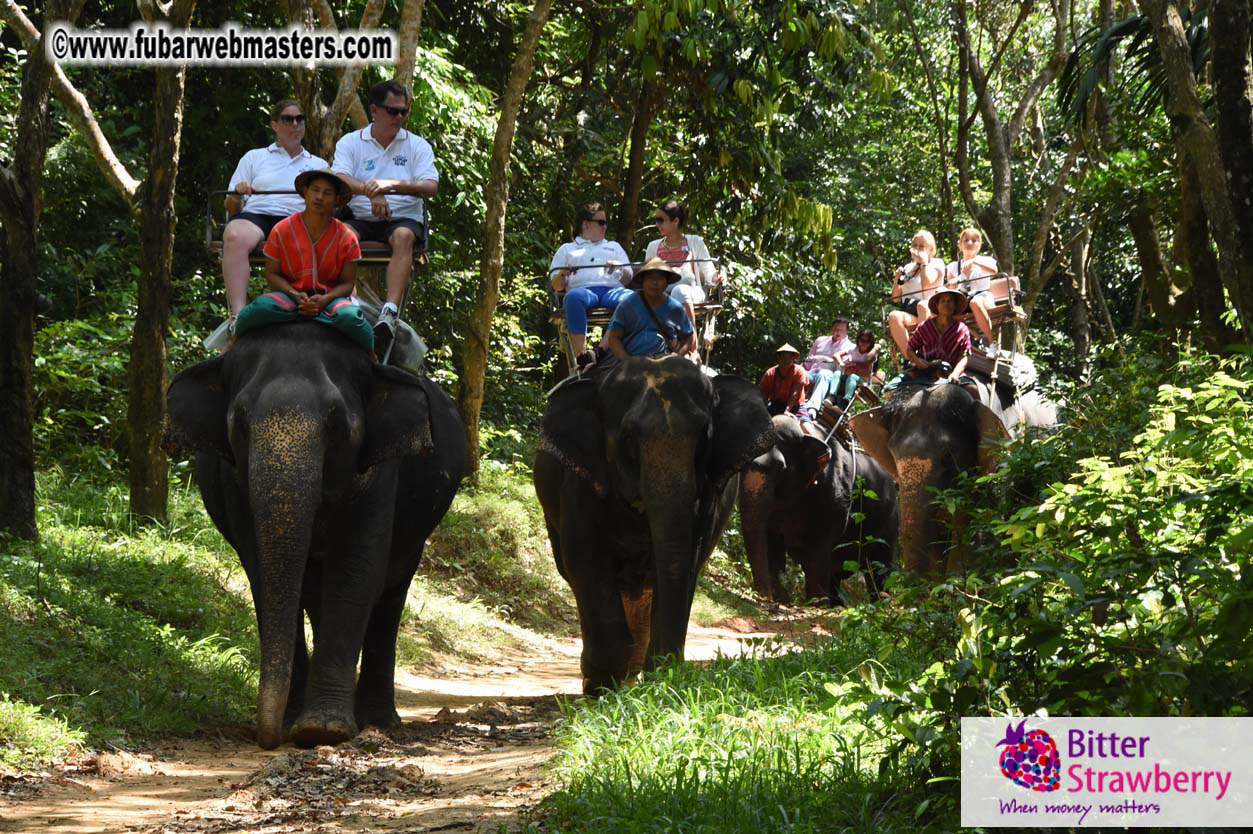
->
<box><xmin>0</xmin><ymin>694</ymin><xmax>86</xmax><ymax>772</ymax></box>
<box><xmin>0</xmin><ymin>470</ymin><xmax>260</xmax><ymax>748</ymax></box>
<box><xmin>536</xmin><ymin>631</ymin><xmax>945</xmax><ymax>833</ymax></box>
<box><xmin>822</xmin><ymin>345</ymin><xmax>1252</xmax><ymax>789</ymax></box>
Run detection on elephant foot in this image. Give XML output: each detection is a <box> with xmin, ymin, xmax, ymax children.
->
<box><xmin>289</xmin><ymin>709</ymin><xmax>357</xmax><ymax>749</ymax></box>
<box><xmin>355</xmin><ymin>701</ymin><xmax>402</xmax><ymax>731</ymax></box>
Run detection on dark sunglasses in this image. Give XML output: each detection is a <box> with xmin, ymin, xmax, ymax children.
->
<box><xmin>379</xmin><ymin>104</ymin><xmax>409</xmax><ymax>117</ymax></box>
<box><xmin>588</xmin><ymin>218</ymin><xmax>608</xmax><ymax>226</ymax></box>
<box><xmin>277</xmin><ymin>114</ymin><xmax>306</xmax><ymax>124</ymax></box>
<box><xmin>653</xmin><ymin>215</ymin><xmax>669</xmax><ymax>224</ymax></box>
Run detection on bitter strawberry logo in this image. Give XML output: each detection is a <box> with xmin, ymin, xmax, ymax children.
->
<box><xmin>996</xmin><ymin>720</ymin><xmax>1061</xmax><ymax>792</ymax></box>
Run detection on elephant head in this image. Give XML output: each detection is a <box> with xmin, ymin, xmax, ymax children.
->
<box><xmin>164</xmin><ymin>323</ymin><xmax>440</xmax><ymax>749</ymax></box>
<box><xmin>537</xmin><ymin>356</ymin><xmax>774</xmax><ymax>691</ymax></box>
<box><xmin>850</xmin><ymin>382</ymin><xmax>1008</xmax><ymax>577</ymax></box>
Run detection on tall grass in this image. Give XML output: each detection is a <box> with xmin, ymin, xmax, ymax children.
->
<box><xmin>536</xmin><ymin>629</ymin><xmax>948</xmax><ymax>833</ymax></box>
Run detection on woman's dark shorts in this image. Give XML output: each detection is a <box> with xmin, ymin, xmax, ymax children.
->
<box><xmin>227</xmin><ymin>212</ymin><xmax>284</xmax><ymax>239</ymax></box>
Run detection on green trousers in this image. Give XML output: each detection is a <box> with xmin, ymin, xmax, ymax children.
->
<box><xmin>235</xmin><ymin>291</ymin><xmax>374</xmax><ymax>352</ymax></box>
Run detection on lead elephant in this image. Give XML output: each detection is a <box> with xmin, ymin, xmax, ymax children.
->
<box><xmin>533</xmin><ymin>356</ymin><xmax>775</xmax><ymax>694</ymax></box>
<box><xmin>739</xmin><ymin>415</ymin><xmax>899</xmax><ymax>605</ymax></box>
<box><xmin>164</xmin><ymin>323</ymin><xmax>466</xmax><ymax>749</ymax></box>
<box><xmin>850</xmin><ymin>374</ymin><xmax>1056</xmax><ymax>576</ymax></box>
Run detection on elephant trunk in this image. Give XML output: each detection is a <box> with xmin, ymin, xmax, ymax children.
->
<box><xmin>248</xmin><ymin>412</ymin><xmax>324</xmax><ymax>749</ymax></box>
<box><xmin>739</xmin><ymin>458</ymin><xmax>781</xmax><ymax>600</ymax></box>
<box><xmin>894</xmin><ymin>454</ymin><xmax>947</xmax><ymax>577</ymax></box>
<box><xmin>641</xmin><ymin>440</ymin><xmax>699</xmax><ymax>665</ymax></box>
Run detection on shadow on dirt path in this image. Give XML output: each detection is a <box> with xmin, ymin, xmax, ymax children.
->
<box><xmin>0</xmin><ymin>617</ymin><xmax>804</xmax><ymax>833</ymax></box>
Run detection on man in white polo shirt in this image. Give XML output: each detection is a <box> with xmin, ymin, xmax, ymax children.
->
<box><xmin>332</xmin><ymin>79</ymin><xmax>438</xmax><ymax>357</ymax></box>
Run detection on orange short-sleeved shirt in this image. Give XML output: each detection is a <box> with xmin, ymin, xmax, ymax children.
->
<box><xmin>263</xmin><ymin>214</ymin><xmax>361</xmax><ymax>293</ymax></box>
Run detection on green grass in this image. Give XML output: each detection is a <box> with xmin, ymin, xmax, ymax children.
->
<box><xmin>532</xmin><ymin>627</ymin><xmax>950</xmax><ymax>833</ymax></box>
<box><xmin>0</xmin><ymin>457</ymin><xmax>576</xmax><ymax>765</ymax></box>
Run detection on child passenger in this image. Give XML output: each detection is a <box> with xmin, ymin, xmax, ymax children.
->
<box><xmin>887</xmin><ymin>229</ymin><xmax>945</xmax><ymax>358</ymax></box>
<box><xmin>947</xmin><ymin>226</ymin><xmax>999</xmax><ymax>357</ymax></box>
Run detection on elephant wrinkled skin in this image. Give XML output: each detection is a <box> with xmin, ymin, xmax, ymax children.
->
<box><xmin>164</xmin><ymin>323</ymin><xmax>466</xmax><ymax>749</ymax></box>
<box><xmin>850</xmin><ymin>375</ymin><xmax>1056</xmax><ymax>576</ymax></box>
<box><xmin>739</xmin><ymin>416</ymin><xmax>899</xmax><ymax>605</ymax></box>
<box><xmin>533</xmin><ymin>356</ymin><xmax>775</xmax><ymax>694</ymax></box>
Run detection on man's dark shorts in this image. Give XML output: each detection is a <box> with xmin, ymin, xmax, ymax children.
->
<box><xmin>346</xmin><ymin>217</ymin><xmax>427</xmax><ymax>252</ymax></box>
<box><xmin>228</xmin><ymin>212</ymin><xmax>283</xmax><ymax>239</ymax></box>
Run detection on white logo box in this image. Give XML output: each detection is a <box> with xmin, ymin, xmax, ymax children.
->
<box><xmin>961</xmin><ymin>717</ymin><xmax>1252</xmax><ymax>827</ymax></box>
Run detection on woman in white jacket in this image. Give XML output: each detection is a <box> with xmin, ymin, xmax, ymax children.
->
<box><xmin>644</xmin><ymin>200</ymin><xmax>722</xmax><ymax>328</ymax></box>
<box><xmin>549</xmin><ymin>202</ymin><xmax>634</xmax><ymax>363</ymax></box>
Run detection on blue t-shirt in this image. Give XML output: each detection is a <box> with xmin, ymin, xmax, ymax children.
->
<box><xmin>608</xmin><ymin>291</ymin><xmax>694</xmax><ymax>356</ymax></box>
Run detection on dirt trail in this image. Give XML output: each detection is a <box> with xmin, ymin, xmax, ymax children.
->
<box><xmin>0</xmin><ymin>621</ymin><xmax>781</xmax><ymax>834</ymax></box>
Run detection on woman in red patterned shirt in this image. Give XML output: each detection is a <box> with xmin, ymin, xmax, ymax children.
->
<box><xmin>233</xmin><ymin>169</ymin><xmax>374</xmax><ymax>353</ymax></box>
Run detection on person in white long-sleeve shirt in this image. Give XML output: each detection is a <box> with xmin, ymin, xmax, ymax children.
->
<box><xmin>549</xmin><ymin>203</ymin><xmax>634</xmax><ymax>363</ymax></box>
<box><xmin>643</xmin><ymin>199</ymin><xmax>722</xmax><ymax>329</ymax></box>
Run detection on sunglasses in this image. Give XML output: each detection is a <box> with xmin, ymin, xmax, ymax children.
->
<box><xmin>653</xmin><ymin>215</ymin><xmax>669</xmax><ymax>224</ymax></box>
<box><xmin>277</xmin><ymin>114</ymin><xmax>306</xmax><ymax>124</ymax></box>
<box><xmin>587</xmin><ymin>218</ymin><xmax>608</xmax><ymax>226</ymax></box>
<box><xmin>378</xmin><ymin>104</ymin><xmax>409</xmax><ymax>117</ymax></box>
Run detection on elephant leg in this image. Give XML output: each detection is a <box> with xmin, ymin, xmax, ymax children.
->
<box><xmin>621</xmin><ymin>588</ymin><xmax>653</xmax><ymax>678</ymax></box>
<box><xmin>767</xmin><ymin>536</ymin><xmax>789</xmax><ymax>605</ymax></box>
<box><xmin>290</xmin><ymin>477</ymin><xmax>397</xmax><ymax>748</ymax></box>
<box><xmin>354</xmin><ymin>572</ymin><xmax>416</xmax><ymax>730</ymax></box>
<box><xmin>560</xmin><ymin>482</ymin><xmax>633</xmax><ymax>693</ymax></box>
<box><xmin>799</xmin><ymin>539</ymin><xmax>835</xmax><ymax>606</ymax></box>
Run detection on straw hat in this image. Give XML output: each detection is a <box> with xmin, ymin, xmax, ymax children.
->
<box><xmin>630</xmin><ymin>256</ymin><xmax>683</xmax><ymax>289</ymax></box>
<box><xmin>294</xmin><ymin>168</ymin><xmax>351</xmax><ymax>199</ymax></box>
<box><xmin>927</xmin><ymin>287</ymin><xmax>969</xmax><ymax>315</ymax></box>
<box><xmin>775</xmin><ymin>343</ymin><xmax>801</xmax><ymax>356</ymax></box>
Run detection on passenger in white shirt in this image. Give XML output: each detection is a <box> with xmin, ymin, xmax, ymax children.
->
<box><xmin>221</xmin><ymin>99</ymin><xmax>327</xmax><ymax>322</ymax></box>
<box><xmin>332</xmin><ymin>80</ymin><xmax>439</xmax><ymax>358</ymax></box>
<box><xmin>549</xmin><ymin>202</ymin><xmax>633</xmax><ymax>363</ymax></box>
<box><xmin>946</xmin><ymin>226</ymin><xmax>999</xmax><ymax>357</ymax></box>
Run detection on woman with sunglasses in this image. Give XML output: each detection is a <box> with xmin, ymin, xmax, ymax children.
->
<box><xmin>219</xmin><ymin>99</ymin><xmax>327</xmax><ymax>334</ymax></box>
<box><xmin>549</xmin><ymin>202</ymin><xmax>634</xmax><ymax>366</ymax></box>
<box><xmin>643</xmin><ymin>200</ymin><xmax>722</xmax><ymax>328</ymax></box>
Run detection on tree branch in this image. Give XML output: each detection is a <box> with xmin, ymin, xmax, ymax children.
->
<box><xmin>0</xmin><ymin>0</ymin><xmax>141</xmax><ymax>203</ymax></box>
<box><xmin>320</xmin><ymin>0</ymin><xmax>384</xmax><ymax>151</ymax></box>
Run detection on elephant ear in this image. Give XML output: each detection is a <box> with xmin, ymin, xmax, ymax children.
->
<box><xmin>795</xmin><ymin>435</ymin><xmax>833</xmax><ymax>488</ymax></box>
<box><xmin>849</xmin><ymin>408</ymin><xmax>897</xmax><ymax>481</ymax></box>
<box><xmin>709</xmin><ymin>375</ymin><xmax>776</xmax><ymax>488</ymax></box>
<box><xmin>538</xmin><ymin>378</ymin><xmax>608</xmax><ymax>497</ymax></box>
<box><xmin>975</xmin><ymin>402</ymin><xmax>1011</xmax><ymax>475</ymax></box>
<box><xmin>164</xmin><ymin>356</ymin><xmax>232</xmax><ymax>463</ymax></box>
<box><xmin>360</xmin><ymin>365</ymin><xmax>434</xmax><ymax>472</ymax></box>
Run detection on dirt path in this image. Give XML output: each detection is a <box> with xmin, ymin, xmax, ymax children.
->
<box><xmin>0</xmin><ymin>621</ymin><xmax>783</xmax><ymax>834</ymax></box>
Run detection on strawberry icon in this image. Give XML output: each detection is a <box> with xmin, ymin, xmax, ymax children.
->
<box><xmin>996</xmin><ymin>719</ymin><xmax>1061</xmax><ymax>792</ymax></box>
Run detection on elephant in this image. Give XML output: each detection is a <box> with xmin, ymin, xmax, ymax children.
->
<box><xmin>850</xmin><ymin>373</ymin><xmax>1056</xmax><ymax>576</ymax></box>
<box><xmin>739</xmin><ymin>415</ymin><xmax>899</xmax><ymax>606</ymax></box>
<box><xmin>533</xmin><ymin>356</ymin><xmax>775</xmax><ymax>694</ymax></box>
<box><xmin>164</xmin><ymin>322</ymin><xmax>466</xmax><ymax>749</ymax></box>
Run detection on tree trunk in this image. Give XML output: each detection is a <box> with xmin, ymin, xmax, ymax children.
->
<box><xmin>1128</xmin><ymin>198</ymin><xmax>1191</xmax><ymax>327</ymax></box>
<box><xmin>1139</xmin><ymin>0</ymin><xmax>1253</xmax><ymax>336</ymax></box>
<box><xmin>1178</xmin><ymin>153</ymin><xmax>1240</xmax><ymax>353</ymax></box>
<box><xmin>393</xmin><ymin>0</ymin><xmax>427</xmax><ymax>90</ymax></box>
<box><xmin>128</xmin><ymin>62</ymin><xmax>189</xmax><ymax>522</ymax></box>
<box><xmin>1068</xmin><ymin>227</ymin><xmax>1092</xmax><ymax>382</ymax></box>
<box><xmin>0</xmin><ymin>2</ymin><xmax>76</xmax><ymax>538</ymax></box>
<box><xmin>620</xmin><ymin>78</ymin><xmax>660</xmax><ymax>251</ymax></box>
<box><xmin>457</xmin><ymin>0</ymin><xmax>554</xmax><ymax>477</ymax></box>
<box><xmin>1210</xmin><ymin>0</ymin><xmax>1253</xmax><ymax>303</ymax></box>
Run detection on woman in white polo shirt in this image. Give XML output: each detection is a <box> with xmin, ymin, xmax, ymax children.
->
<box><xmin>549</xmin><ymin>202</ymin><xmax>634</xmax><ymax>366</ymax></box>
<box><xmin>220</xmin><ymin>99</ymin><xmax>327</xmax><ymax>327</ymax></box>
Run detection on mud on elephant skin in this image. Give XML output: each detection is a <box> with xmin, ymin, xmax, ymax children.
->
<box><xmin>164</xmin><ymin>322</ymin><xmax>466</xmax><ymax>750</ymax></box>
<box><xmin>739</xmin><ymin>415</ymin><xmax>899</xmax><ymax>606</ymax></box>
<box><xmin>533</xmin><ymin>356</ymin><xmax>775</xmax><ymax>694</ymax></box>
<box><xmin>850</xmin><ymin>376</ymin><xmax>1056</xmax><ymax>577</ymax></box>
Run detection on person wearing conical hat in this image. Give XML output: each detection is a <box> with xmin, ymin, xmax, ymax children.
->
<box><xmin>887</xmin><ymin>287</ymin><xmax>978</xmax><ymax>398</ymax></box>
<box><xmin>758</xmin><ymin>342</ymin><xmax>808</xmax><ymax>416</ymax></box>
<box><xmin>604</xmin><ymin>257</ymin><xmax>696</xmax><ymax>361</ymax></box>
<box><xmin>232</xmin><ymin>169</ymin><xmax>373</xmax><ymax>352</ymax></box>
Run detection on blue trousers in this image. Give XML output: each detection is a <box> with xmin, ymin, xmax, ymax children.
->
<box><xmin>563</xmin><ymin>285</ymin><xmax>632</xmax><ymax>336</ymax></box>
<box><xmin>803</xmin><ymin>368</ymin><xmax>861</xmax><ymax>413</ymax></box>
